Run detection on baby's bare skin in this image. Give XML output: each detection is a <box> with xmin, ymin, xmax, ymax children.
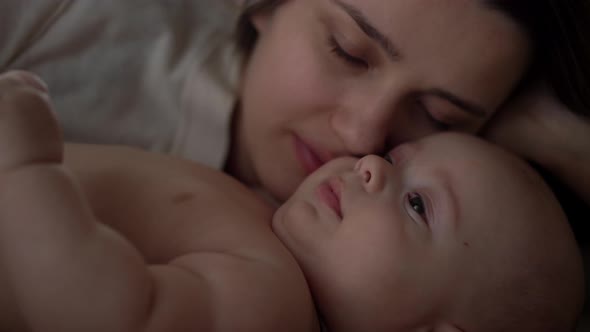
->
<box><xmin>0</xmin><ymin>73</ymin><xmax>318</xmax><ymax>332</ymax></box>
<box><xmin>66</xmin><ymin>144</ymin><xmax>283</xmax><ymax>267</ymax></box>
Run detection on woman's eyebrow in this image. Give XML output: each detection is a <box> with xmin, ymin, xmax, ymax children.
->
<box><xmin>329</xmin><ymin>0</ymin><xmax>401</xmax><ymax>61</ymax></box>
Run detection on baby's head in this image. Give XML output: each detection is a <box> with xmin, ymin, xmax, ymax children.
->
<box><xmin>272</xmin><ymin>132</ymin><xmax>584</xmax><ymax>332</ymax></box>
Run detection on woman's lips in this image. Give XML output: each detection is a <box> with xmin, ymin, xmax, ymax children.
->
<box><xmin>294</xmin><ymin>135</ymin><xmax>325</xmax><ymax>175</ymax></box>
<box><xmin>316</xmin><ymin>177</ymin><xmax>343</xmax><ymax>219</ymax></box>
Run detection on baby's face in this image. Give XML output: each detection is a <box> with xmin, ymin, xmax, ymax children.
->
<box><xmin>272</xmin><ymin>133</ymin><xmax>558</xmax><ymax>331</ymax></box>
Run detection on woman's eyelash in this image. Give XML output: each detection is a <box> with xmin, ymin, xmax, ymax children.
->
<box><xmin>328</xmin><ymin>36</ymin><xmax>368</xmax><ymax>68</ymax></box>
<box><xmin>429</xmin><ymin>114</ymin><xmax>451</xmax><ymax>131</ymax></box>
<box><xmin>415</xmin><ymin>100</ymin><xmax>451</xmax><ymax>131</ymax></box>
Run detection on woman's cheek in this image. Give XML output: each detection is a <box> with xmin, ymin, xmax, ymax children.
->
<box><xmin>279</xmin><ymin>48</ymin><xmax>343</xmax><ymax>109</ymax></box>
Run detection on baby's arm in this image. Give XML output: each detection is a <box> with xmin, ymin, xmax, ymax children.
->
<box><xmin>0</xmin><ymin>72</ymin><xmax>157</xmax><ymax>331</ymax></box>
<box><xmin>0</xmin><ymin>72</ymin><xmax>310</xmax><ymax>332</ymax></box>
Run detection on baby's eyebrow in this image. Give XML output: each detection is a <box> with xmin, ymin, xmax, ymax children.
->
<box><xmin>431</xmin><ymin>168</ymin><xmax>460</xmax><ymax>230</ymax></box>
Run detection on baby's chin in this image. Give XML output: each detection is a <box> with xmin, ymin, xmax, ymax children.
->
<box><xmin>269</xmin><ymin>200</ymin><xmax>307</xmax><ymax>252</ymax></box>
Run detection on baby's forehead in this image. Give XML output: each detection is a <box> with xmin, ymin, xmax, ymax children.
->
<box><xmin>422</xmin><ymin>136</ymin><xmax>556</xmax><ymax>233</ymax></box>
<box><xmin>450</xmin><ymin>162</ymin><xmax>559</xmax><ymax>252</ymax></box>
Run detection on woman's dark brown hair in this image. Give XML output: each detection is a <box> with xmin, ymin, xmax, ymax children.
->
<box><xmin>488</xmin><ymin>0</ymin><xmax>590</xmax><ymax>116</ymax></box>
<box><xmin>235</xmin><ymin>0</ymin><xmax>284</xmax><ymax>59</ymax></box>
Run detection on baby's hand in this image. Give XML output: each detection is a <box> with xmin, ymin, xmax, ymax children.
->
<box><xmin>0</xmin><ymin>70</ymin><xmax>63</xmax><ymax>172</ymax></box>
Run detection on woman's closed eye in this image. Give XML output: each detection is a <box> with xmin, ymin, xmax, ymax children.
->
<box><xmin>415</xmin><ymin>99</ymin><xmax>451</xmax><ymax>131</ymax></box>
<box><xmin>327</xmin><ymin>35</ymin><xmax>368</xmax><ymax>69</ymax></box>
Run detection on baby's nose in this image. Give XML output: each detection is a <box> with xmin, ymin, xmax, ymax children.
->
<box><xmin>354</xmin><ymin>155</ymin><xmax>389</xmax><ymax>193</ymax></box>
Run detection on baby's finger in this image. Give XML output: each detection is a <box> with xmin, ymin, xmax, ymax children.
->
<box><xmin>0</xmin><ymin>70</ymin><xmax>49</xmax><ymax>97</ymax></box>
<box><xmin>0</xmin><ymin>88</ymin><xmax>62</xmax><ymax>171</ymax></box>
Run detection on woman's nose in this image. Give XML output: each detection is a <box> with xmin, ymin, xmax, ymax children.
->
<box><xmin>354</xmin><ymin>155</ymin><xmax>389</xmax><ymax>193</ymax></box>
<box><xmin>332</xmin><ymin>95</ymin><xmax>405</xmax><ymax>156</ymax></box>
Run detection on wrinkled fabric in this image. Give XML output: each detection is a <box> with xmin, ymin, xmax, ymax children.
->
<box><xmin>0</xmin><ymin>0</ymin><xmax>241</xmax><ymax>169</ymax></box>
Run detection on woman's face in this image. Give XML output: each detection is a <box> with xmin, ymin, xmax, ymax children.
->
<box><xmin>232</xmin><ymin>0</ymin><xmax>531</xmax><ymax>201</ymax></box>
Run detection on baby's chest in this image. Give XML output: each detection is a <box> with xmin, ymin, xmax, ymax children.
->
<box><xmin>84</xmin><ymin>176</ymin><xmax>273</xmax><ymax>263</ymax></box>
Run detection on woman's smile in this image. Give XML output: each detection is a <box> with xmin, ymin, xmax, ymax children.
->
<box><xmin>294</xmin><ymin>134</ymin><xmax>329</xmax><ymax>175</ymax></box>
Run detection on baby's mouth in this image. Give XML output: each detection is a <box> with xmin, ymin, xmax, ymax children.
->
<box><xmin>316</xmin><ymin>176</ymin><xmax>343</xmax><ymax>219</ymax></box>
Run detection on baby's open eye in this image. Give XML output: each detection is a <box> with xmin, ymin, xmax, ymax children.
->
<box><xmin>405</xmin><ymin>192</ymin><xmax>429</xmax><ymax>227</ymax></box>
<box><xmin>407</xmin><ymin>193</ymin><xmax>427</xmax><ymax>221</ymax></box>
